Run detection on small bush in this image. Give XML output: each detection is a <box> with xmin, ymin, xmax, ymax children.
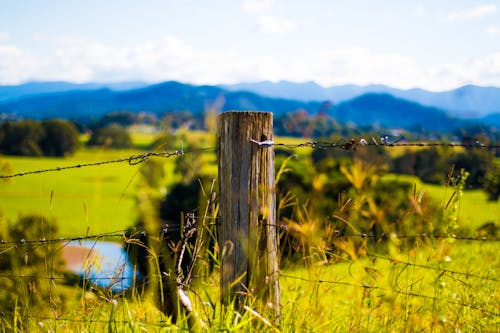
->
<box><xmin>87</xmin><ymin>124</ymin><xmax>132</xmax><ymax>148</ymax></box>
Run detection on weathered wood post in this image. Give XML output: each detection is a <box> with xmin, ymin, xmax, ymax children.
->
<box><xmin>217</xmin><ymin>111</ymin><xmax>280</xmax><ymax>318</ymax></box>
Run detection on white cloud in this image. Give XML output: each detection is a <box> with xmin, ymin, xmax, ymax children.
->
<box><xmin>256</xmin><ymin>14</ymin><xmax>296</xmax><ymax>34</ymax></box>
<box><xmin>486</xmin><ymin>24</ymin><xmax>500</xmax><ymax>36</ymax></box>
<box><xmin>33</xmin><ymin>32</ymin><xmax>49</xmax><ymax>41</ymax></box>
<box><xmin>440</xmin><ymin>53</ymin><xmax>500</xmax><ymax>87</ymax></box>
<box><xmin>242</xmin><ymin>0</ymin><xmax>274</xmax><ymax>14</ymax></box>
<box><xmin>0</xmin><ymin>44</ymin><xmax>43</xmax><ymax>84</ymax></box>
<box><xmin>290</xmin><ymin>48</ymin><xmax>424</xmax><ymax>89</ymax></box>
<box><xmin>415</xmin><ymin>4</ymin><xmax>425</xmax><ymax>17</ymax></box>
<box><xmin>1</xmin><ymin>34</ymin><xmax>499</xmax><ymax>91</ymax></box>
<box><xmin>447</xmin><ymin>4</ymin><xmax>497</xmax><ymax>21</ymax></box>
<box><xmin>0</xmin><ymin>32</ymin><xmax>10</xmax><ymax>42</ymax></box>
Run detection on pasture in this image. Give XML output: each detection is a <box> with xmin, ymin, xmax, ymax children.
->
<box><xmin>1</xmin><ymin>144</ymin><xmax>497</xmax><ymax>236</ymax></box>
<box><xmin>0</xmin><ymin>131</ymin><xmax>498</xmax><ymax>332</ymax></box>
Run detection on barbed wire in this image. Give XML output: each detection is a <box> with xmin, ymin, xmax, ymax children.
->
<box><xmin>0</xmin><ymin>311</ymin><xmax>174</xmax><ymax>326</ymax></box>
<box><xmin>270</xmin><ymin>224</ymin><xmax>498</xmax><ymax>242</ymax></box>
<box><xmin>0</xmin><ymin>223</ymin><xmax>188</xmax><ymax>254</ymax></box>
<box><xmin>1</xmin><ymin>228</ymin><xmax>496</xmax><ymax>249</ymax></box>
<box><xmin>280</xmin><ymin>273</ymin><xmax>499</xmax><ymax>317</ymax></box>
<box><xmin>0</xmin><ymin>230</ymin><xmax>126</xmax><ymax>247</ymax></box>
<box><xmin>0</xmin><ymin>147</ymin><xmax>216</xmax><ymax>179</ymax></box>
<box><xmin>0</xmin><ymin>273</ymin><xmax>133</xmax><ymax>281</ymax></box>
<box><xmin>2</xmin><ymin>137</ymin><xmax>499</xmax><ymax>179</ymax></box>
<box><xmin>1</xmin><ymin>135</ymin><xmax>497</xmax><ymax>326</ymax></box>
<box><xmin>2</xmin><ymin>269</ymin><xmax>497</xmax><ymax>320</ymax></box>
<box><xmin>365</xmin><ymin>253</ymin><xmax>500</xmax><ymax>283</ymax></box>
<box><xmin>274</xmin><ymin>138</ymin><xmax>500</xmax><ymax>151</ymax></box>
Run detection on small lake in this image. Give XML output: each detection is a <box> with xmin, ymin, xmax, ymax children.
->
<box><xmin>62</xmin><ymin>240</ymin><xmax>140</xmax><ymax>292</ymax></box>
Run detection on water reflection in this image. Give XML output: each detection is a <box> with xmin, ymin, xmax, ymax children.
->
<box><xmin>62</xmin><ymin>240</ymin><xmax>139</xmax><ymax>292</ymax></box>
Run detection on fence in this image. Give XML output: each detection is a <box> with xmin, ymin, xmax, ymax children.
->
<box><xmin>0</xmin><ymin>111</ymin><xmax>499</xmax><ymax>330</ymax></box>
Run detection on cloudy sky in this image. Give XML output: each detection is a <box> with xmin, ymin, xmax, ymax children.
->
<box><xmin>1</xmin><ymin>0</ymin><xmax>499</xmax><ymax>90</ymax></box>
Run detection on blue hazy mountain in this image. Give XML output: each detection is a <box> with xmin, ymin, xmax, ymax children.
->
<box><xmin>222</xmin><ymin>81</ymin><xmax>500</xmax><ymax>117</ymax></box>
<box><xmin>0</xmin><ymin>81</ymin><xmax>323</xmax><ymax>120</ymax></box>
<box><xmin>0</xmin><ymin>80</ymin><xmax>495</xmax><ymax>131</ymax></box>
<box><xmin>0</xmin><ymin>81</ymin><xmax>148</xmax><ymax>102</ymax></box>
<box><xmin>481</xmin><ymin>113</ymin><xmax>500</xmax><ymax>127</ymax></box>
<box><xmin>333</xmin><ymin>93</ymin><xmax>462</xmax><ymax>131</ymax></box>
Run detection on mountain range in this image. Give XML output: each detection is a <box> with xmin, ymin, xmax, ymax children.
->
<box><xmin>0</xmin><ymin>80</ymin><xmax>498</xmax><ymax>131</ymax></box>
<box><xmin>222</xmin><ymin>81</ymin><xmax>500</xmax><ymax>118</ymax></box>
<box><xmin>0</xmin><ymin>81</ymin><xmax>321</xmax><ymax>121</ymax></box>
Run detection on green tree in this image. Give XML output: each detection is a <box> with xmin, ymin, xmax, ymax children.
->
<box><xmin>95</xmin><ymin>111</ymin><xmax>138</xmax><ymax>128</ymax></box>
<box><xmin>451</xmin><ymin>149</ymin><xmax>495</xmax><ymax>188</ymax></box>
<box><xmin>0</xmin><ymin>121</ymin><xmax>45</xmax><ymax>156</ymax></box>
<box><xmin>40</xmin><ymin>119</ymin><xmax>81</xmax><ymax>156</ymax></box>
<box><xmin>87</xmin><ymin>124</ymin><xmax>132</xmax><ymax>148</ymax></box>
<box><xmin>484</xmin><ymin>166</ymin><xmax>500</xmax><ymax>201</ymax></box>
<box><xmin>392</xmin><ymin>148</ymin><xmax>451</xmax><ymax>184</ymax></box>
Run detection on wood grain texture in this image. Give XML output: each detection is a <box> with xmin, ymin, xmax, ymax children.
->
<box><xmin>217</xmin><ymin>111</ymin><xmax>280</xmax><ymax>316</ymax></box>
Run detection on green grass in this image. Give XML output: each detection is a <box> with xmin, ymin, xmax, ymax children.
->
<box><xmin>3</xmin><ymin>240</ymin><xmax>497</xmax><ymax>332</ymax></box>
<box><xmin>383</xmin><ymin>174</ymin><xmax>500</xmax><ymax>230</ymax></box>
<box><xmin>0</xmin><ymin>132</ymin><xmax>498</xmax><ymax>331</ymax></box>
<box><xmin>277</xmin><ymin>240</ymin><xmax>499</xmax><ymax>332</ymax></box>
<box><xmin>0</xmin><ymin>144</ymin><xmax>220</xmax><ymax>236</ymax></box>
<box><xmin>0</xmin><ymin>148</ymin><xmax>179</xmax><ymax>236</ymax></box>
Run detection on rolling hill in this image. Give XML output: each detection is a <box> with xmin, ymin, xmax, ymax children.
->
<box><xmin>222</xmin><ymin>81</ymin><xmax>500</xmax><ymax>118</ymax></box>
<box><xmin>333</xmin><ymin>93</ymin><xmax>463</xmax><ymax>131</ymax></box>
<box><xmin>0</xmin><ymin>81</ymin><xmax>323</xmax><ymax>121</ymax></box>
<box><xmin>0</xmin><ymin>80</ymin><xmax>495</xmax><ymax>132</ymax></box>
<box><xmin>0</xmin><ymin>81</ymin><xmax>147</xmax><ymax>102</ymax></box>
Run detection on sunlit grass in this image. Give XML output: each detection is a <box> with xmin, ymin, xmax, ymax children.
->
<box><xmin>383</xmin><ymin>174</ymin><xmax>500</xmax><ymax>230</ymax></box>
<box><xmin>5</xmin><ymin>240</ymin><xmax>496</xmax><ymax>332</ymax></box>
<box><xmin>0</xmin><ymin>148</ymin><xmax>181</xmax><ymax>236</ymax></box>
<box><xmin>1</xmin><ymin>131</ymin><xmax>498</xmax><ymax>331</ymax></box>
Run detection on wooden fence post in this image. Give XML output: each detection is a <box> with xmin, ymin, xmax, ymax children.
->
<box><xmin>217</xmin><ymin>111</ymin><xmax>280</xmax><ymax>318</ymax></box>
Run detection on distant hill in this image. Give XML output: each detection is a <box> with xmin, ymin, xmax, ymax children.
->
<box><xmin>0</xmin><ymin>81</ymin><xmax>148</xmax><ymax>102</ymax></box>
<box><xmin>221</xmin><ymin>81</ymin><xmax>331</xmax><ymax>101</ymax></box>
<box><xmin>333</xmin><ymin>93</ymin><xmax>463</xmax><ymax>132</ymax></box>
<box><xmin>0</xmin><ymin>80</ymin><xmax>494</xmax><ymax>132</ymax></box>
<box><xmin>222</xmin><ymin>81</ymin><xmax>500</xmax><ymax>117</ymax></box>
<box><xmin>481</xmin><ymin>113</ymin><xmax>500</xmax><ymax>127</ymax></box>
<box><xmin>0</xmin><ymin>81</ymin><xmax>323</xmax><ymax>121</ymax></box>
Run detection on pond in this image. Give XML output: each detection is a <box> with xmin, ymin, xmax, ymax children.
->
<box><xmin>61</xmin><ymin>240</ymin><xmax>140</xmax><ymax>292</ymax></box>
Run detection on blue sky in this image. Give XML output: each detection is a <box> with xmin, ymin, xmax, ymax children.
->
<box><xmin>1</xmin><ymin>0</ymin><xmax>499</xmax><ymax>90</ymax></box>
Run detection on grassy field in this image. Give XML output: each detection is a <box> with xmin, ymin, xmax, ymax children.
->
<box><xmin>3</xmin><ymin>239</ymin><xmax>497</xmax><ymax>332</ymax></box>
<box><xmin>1</xmin><ymin>133</ymin><xmax>499</xmax><ymax>331</ymax></box>
<box><xmin>0</xmin><ymin>148</ymin><xmax>181</xmax><ymax>236</ymax></box>
<box><xmin>1</xmin><ymin>146</ymin><xmax>497</xmax><ymax>236</ymax></box>
<box><xmin>383</xmin><ymin>174</ymin><xmax>500</xmax><ymax>231</ymax></box>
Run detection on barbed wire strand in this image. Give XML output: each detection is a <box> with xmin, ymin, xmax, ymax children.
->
<box><xmin>1</xmin><ymin>271</ymin><xmax>497</xmax><ymax>324</ymax></box>
<box><xmin>274</xmin><ymin>138</ymin><xmax>500</xmax><ymax>150</ymax></box>
<box><xmin>1</xmin><ymin>229</ymin><xmax>496</xmax><ymax>249</ymax></box>
<box><xmin>366</xmin><ymin>253</ymin><xmax>500</xmax><ymax>283</ymax></box>
<box><xmin>2</xmin><ymin>138</ymin><xmax>499</xmax><ymax>179</ymax></box>
<box><xmin>280</xmin><ymin>273</ymin><xmax>499</xmax><ymax>317</ymax></box>
<box><xmin>1</xmin><ymin>232</ymin><xmax>497</xmax><ymax>284</ymax></box>
<box><xmin>0</xmin><ymin>311</ymin><xmax>175</xmax><ymax>326</ymax></box>
<box><xmin>0</xmin><ymin>147</ymin><xmax>216</xmax><ymax>179</ymax></box>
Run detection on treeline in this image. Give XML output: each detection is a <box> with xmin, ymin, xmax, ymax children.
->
<box><xmin>0</xmin><ymin>112</ymin><xmax>147</xmax><ymax>155</ymax></box>
<box><xmin>310</xmin><ymin>139</ymin><xmax>500</xmax><ymax>201</ymax></box>
<box><xmin>2</xmin><ymin>110</ymin><xmax>499</xmax><ymax>155</ymax></box>
<box><xmin>0</xmin><ymin>119</ymin><xmax>80</xmax><ymax>156</ymax></box>
<box><xmin>1</xmin><ymin>111</ymin><xmax>498</xmax><ymax>200</ymax></box>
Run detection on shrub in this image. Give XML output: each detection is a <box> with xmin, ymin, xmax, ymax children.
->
<box><xmin>0</xmin><ymin>120</ymin><xmax>45</xmax><ymax>156</ymax></box>
<box><xmin>40</xmin><ymin>119</ymin><xmax>80</xmax><ymax>156</ymax></box>
<box><xmin>87</xmin><ymin>124</ymin><xmax>132</xmax><ymax>148</ymax></box>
